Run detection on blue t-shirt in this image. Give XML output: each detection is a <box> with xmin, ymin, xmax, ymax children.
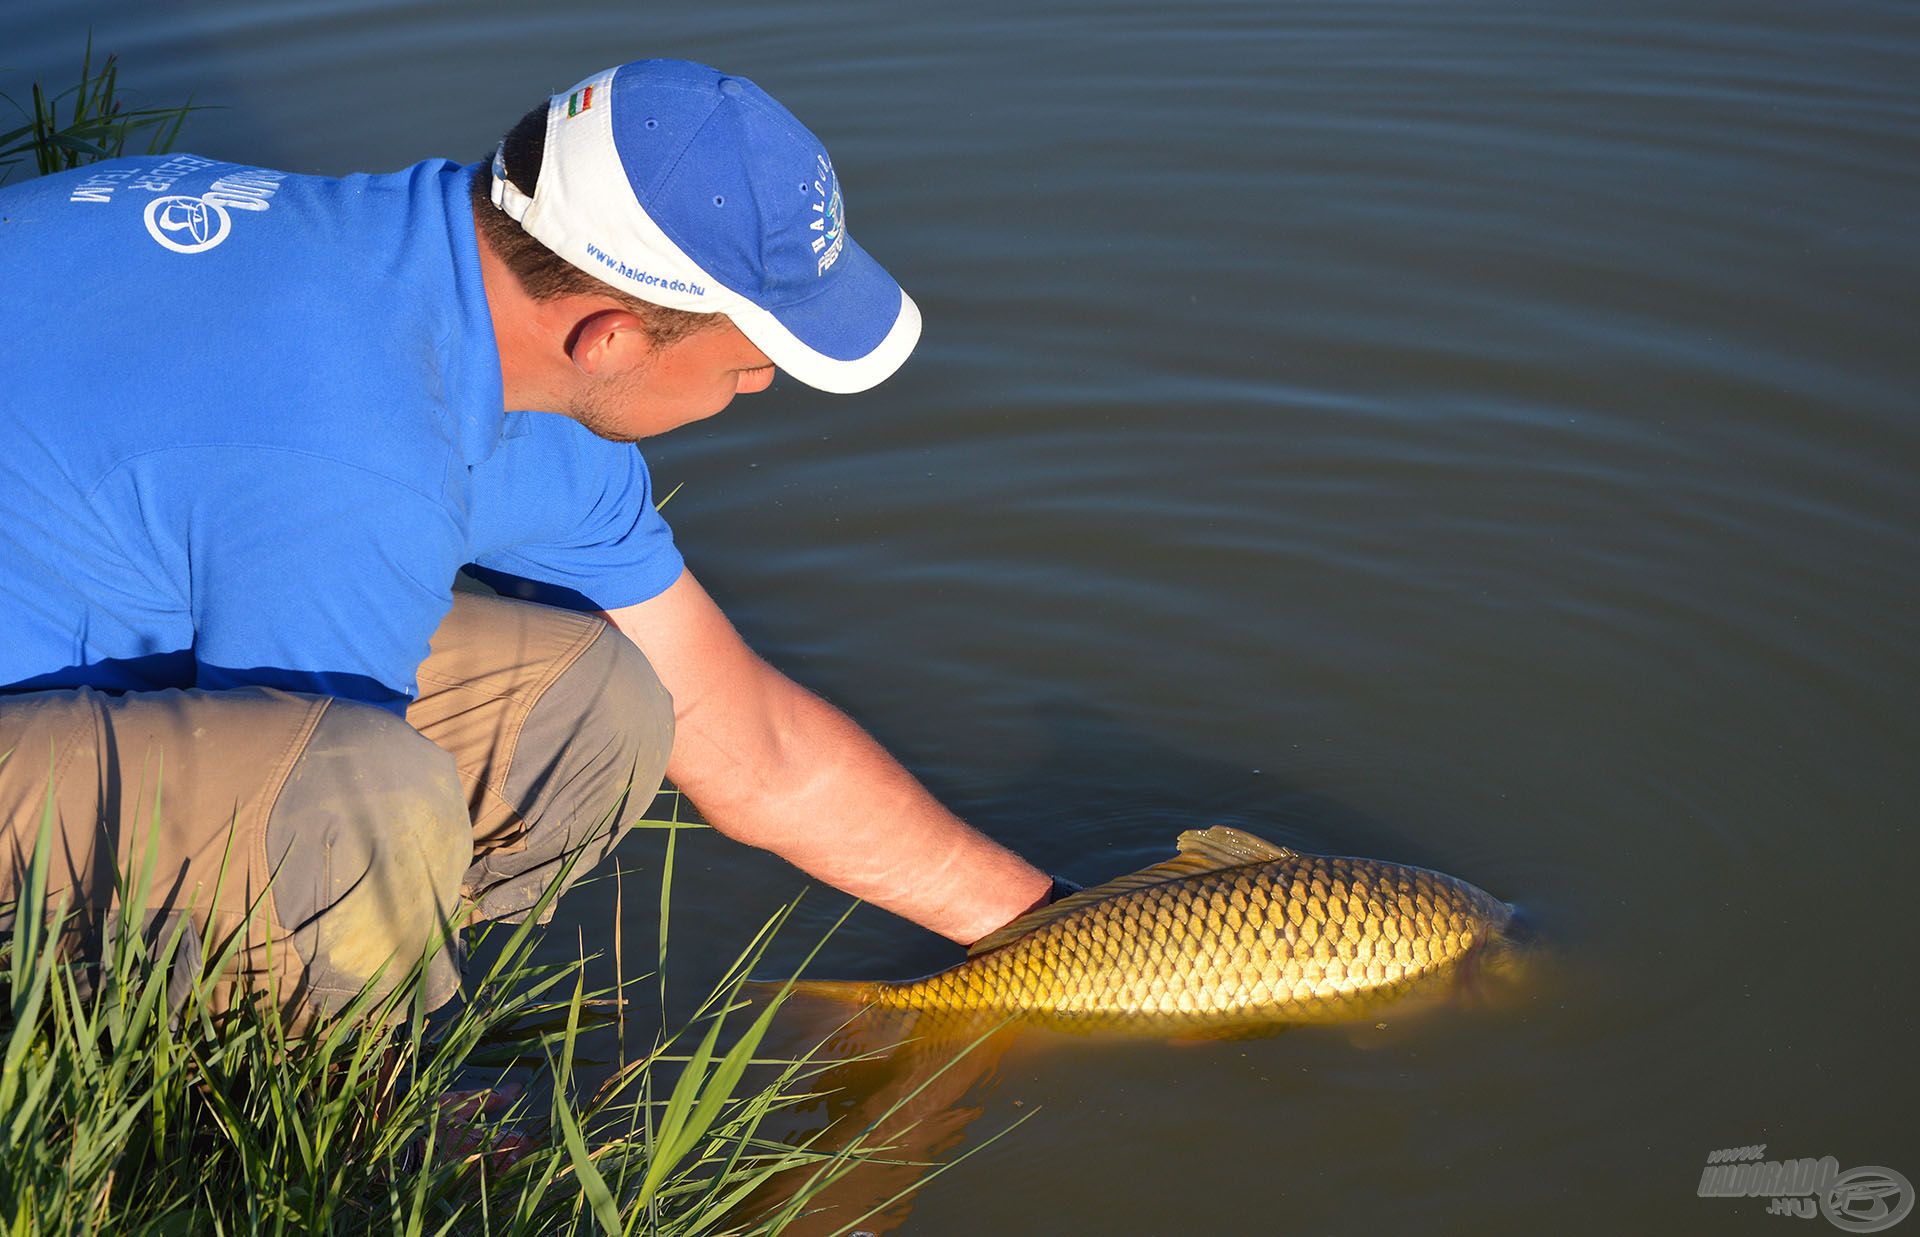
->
<box><xmin>0</xmin><ymin>155</ymin><xmax>683</xmax><ymax>713</ymax></box>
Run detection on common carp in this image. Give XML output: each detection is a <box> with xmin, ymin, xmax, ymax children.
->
<box><xmin>788</xmin><ymin>826</ymin><xmax>1516</xmax><ymax>1036</ymax></box>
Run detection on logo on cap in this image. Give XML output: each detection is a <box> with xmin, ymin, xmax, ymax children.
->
<box><xmin>567</xmin><ymin>86</ymin><xmax>594</xmax><ymax>118</ymax></box>
<box><xmin>810</xmin><ymin>155</ymin><xmax>845</xmax><ymax>277</ymax></box>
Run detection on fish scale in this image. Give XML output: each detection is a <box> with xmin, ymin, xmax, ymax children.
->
<box><xmin>787</xmin><ymin>827</ymin><xmax>1513</xmax><ymax>1036</ymax></box>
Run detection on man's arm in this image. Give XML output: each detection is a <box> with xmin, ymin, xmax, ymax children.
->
<box><xmin>602</xmin><ymin>569</ymin><xmax>1050</xmax><ymax>945</ymax></box>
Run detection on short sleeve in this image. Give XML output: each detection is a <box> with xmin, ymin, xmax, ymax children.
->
<box><xmin>464</xmin><ymin>412</ymin><xmax>684</xmax><ymax>613</ymax></box>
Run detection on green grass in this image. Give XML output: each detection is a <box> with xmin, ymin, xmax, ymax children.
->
<box><xmin>0</xmin><ymin>768</ymin><xmax>984</xmax><ymax>1235</ymax></box>
<box><xmin>1</xmin><ymin>34</ymin><xmax>199</xmax><ymax>186</ymax></box>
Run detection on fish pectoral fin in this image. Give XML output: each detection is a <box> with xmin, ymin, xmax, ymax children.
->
<box><xmin>967</xmin><ymin>827</ymin><xmax>1303</xmax><ymax>959</ymax></box>
<box><xmin>1174</xmin><ymin>825</ymin><xmax>1299</xmax><ymax>867</ymax></box>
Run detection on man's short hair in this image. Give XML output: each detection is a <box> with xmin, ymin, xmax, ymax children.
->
<box><xmin>471</xmin><ymin>105</ymin><xmax>718</xmax><ymax>348</ymax></box>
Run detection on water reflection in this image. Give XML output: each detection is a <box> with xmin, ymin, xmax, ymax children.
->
<box><xmin>744</xmin><ymin>934</ymin><xmax>1545</xmax><ymax>1236</ymax></box>
<box><xmin>747</xmin><ymin>1006</ymin><xmax>1019</xmax><ymax>1235</ymax></box>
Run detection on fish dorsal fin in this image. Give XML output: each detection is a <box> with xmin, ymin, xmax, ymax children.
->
<box><xmin>1174</xmin><ymin>825</ymin><xmax>1298</xmax><ymax>868</ymax></box>
<box><xmin>965</xmin><ymin>826</ymin><xmax>1301</xmax><ymax>958</ymax></box>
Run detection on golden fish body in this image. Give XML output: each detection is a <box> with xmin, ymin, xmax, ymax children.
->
<box><xmin>797</xmin><ymin>827</ymin><xmax>1513</xmax><ymax>1035</ymax></box>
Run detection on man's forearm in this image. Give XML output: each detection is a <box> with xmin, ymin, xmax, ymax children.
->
<box><xmin>667</xmin><ymin>680</ymin><xmax>1049</xmax><ymax>945</ymax></box>
<box><xmin>604</xmin><ymin>573</ymin><xmax>1048</xmax><ymax>945</ymax></box>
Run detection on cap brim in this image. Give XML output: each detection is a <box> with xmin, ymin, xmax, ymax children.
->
<box><xmin>726</xmin><ymin>234</ymin><xmax>922</xmax><ymax>394</ymax></box>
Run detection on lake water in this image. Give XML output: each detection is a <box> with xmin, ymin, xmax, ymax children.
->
<box><xmin>10</xmin><ymin>1</ymin><xmax>1918</xmax><ymax>1231</ymax></box>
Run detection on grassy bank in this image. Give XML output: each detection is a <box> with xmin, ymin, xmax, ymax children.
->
<box><xmin>0</xmin><ymin>781</ymin><xmax>937</xmax><ymax>1234</ymax></box>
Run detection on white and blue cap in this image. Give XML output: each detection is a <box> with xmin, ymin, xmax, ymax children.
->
<box><xmin>490</xmin><ymin>60</ymin><xmax>920</xmax><ymax>394</ymax></box>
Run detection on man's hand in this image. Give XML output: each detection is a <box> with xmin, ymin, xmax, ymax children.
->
<box><xmin>603</xmin><ymin>569</ymin><xmax>1050</xmax><ymax>945</ymax></box>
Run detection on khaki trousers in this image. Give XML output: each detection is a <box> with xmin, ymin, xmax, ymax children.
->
<box><xmin>0</xmin><ymin>594</ymin><xmax>673</xmax><ymax>1024</ymax></box>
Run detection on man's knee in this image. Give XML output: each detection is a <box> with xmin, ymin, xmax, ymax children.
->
<box><xmin>524</xmin><ymin>623</ymin><xmax>674</xmax><ymax>802</ymax></box>
<box><xmin>472</xmin><ymin>623</ymin><xmax>674</xmax><ymax>922</ymax></box>
<box><xmin>267</xmin><ymin>699</ymin><xmax>469</xmax><ymax>1016</ymax></box>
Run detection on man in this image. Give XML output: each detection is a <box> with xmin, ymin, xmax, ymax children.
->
<box><xmin>0</xmin><ymin>59</ymin><xmax>1055</xmax><ymax>1023</ymax></box>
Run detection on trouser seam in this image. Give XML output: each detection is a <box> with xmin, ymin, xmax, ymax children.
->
<box><xmin>258</xmin><ymin>694</ymin><xmax>332</xmax><ymax>970</ymax></box>
<box><xmin>417</xmin><ymin>613</ymin><xmax>607</xmax><ymax>823</ymax></box>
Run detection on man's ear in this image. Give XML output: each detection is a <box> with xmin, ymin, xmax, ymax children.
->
<box><xmin>568</xmin><ymin>308</ymin><xmax>655</xmax><ymax>377</ymax></box>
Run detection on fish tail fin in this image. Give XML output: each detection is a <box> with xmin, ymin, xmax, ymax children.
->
<box><xmin>746</xmin><ymin>978</ymin><xmax>882</xmax><ymax>1007</ymax></box>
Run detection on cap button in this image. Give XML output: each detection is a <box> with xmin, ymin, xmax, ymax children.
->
<box><xmin>718</xmin><ymin>78</ymin><xmax>743</xmax><ymax>97</ymax></box>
